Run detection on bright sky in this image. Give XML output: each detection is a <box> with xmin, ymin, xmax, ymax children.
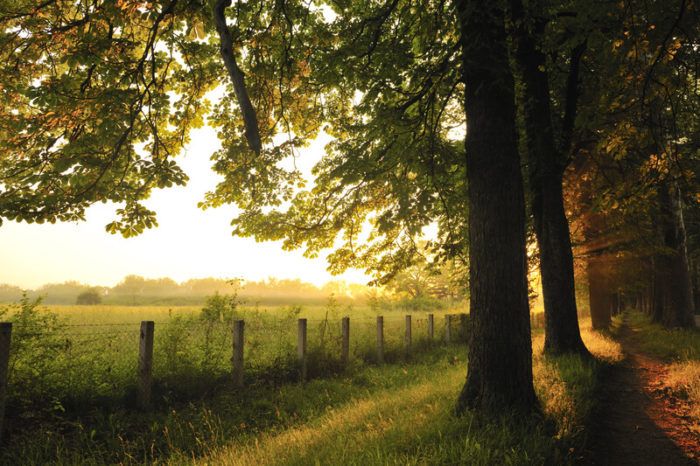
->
<box><xmin>0</xmin><ymin>126</ymin><xmax>369</xmax><ymax>289</ymax></box>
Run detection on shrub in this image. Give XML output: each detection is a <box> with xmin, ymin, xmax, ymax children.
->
<box><xmin>76</xmin><ymin>289</ymin><xmax>102</xmax><ymax>305</ymax></box>
<box><xmin>1</xmin><ymin>294</ymin><xmax>66</xmax><ymax>412</ymax></box>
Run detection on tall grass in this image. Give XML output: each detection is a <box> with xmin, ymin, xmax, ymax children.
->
<box><xmin>623</xmin><ymin>311</ymin><xmax>700</xmax><ymax>422</ymax></box>
<box><xmin>623</xmin><ymin>311</ymin><xmax>700</xmax><ymax>360</ymax></box>
<box><xmin>198</xmin><ymin>325</ymin><xmax>621</xmax><ymax>466</ymax></box>
<box><xmin>0</xmin><ymin>301</ymin><xmax>620</xmax><ymax>465</ymax></box>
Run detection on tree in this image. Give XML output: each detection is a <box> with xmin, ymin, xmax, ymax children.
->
<box><xmin>453</xmin><ymin>0</ymin><xmax>536</xmax><ymax>414</ymax></box>
<box><xmin>568</xmin><ymin>0</ymin><xmax>699</xmax><ymax>329</ymax></box>
<box><xmin>211</xmin><ymin>0</ymin><xmax>538</xmax><ymax>413</ymax></box>
<box><xmin>1</xmin><ymin>0</ymin><xmax>540</xmax><ymax>415</ymax></box>
<box><xmin>7</xmin><ymin>0</ymin><xmax>695</xmax><ymax>415</ymax></box>
<box><xmin>506</xmin><ymin>0</ymin><xmax>590</xmax><ymax>356</ymax></box>
<box><xmin>0</xmin><ymin>0</ymin><xmax>321</xmax><ymax>234</ymax></box>
<box><xmin>387</xmin><ymin>255</ymin><xmax>466</xmax><ymax>302</ymax></box>
<box><xmin>37</xmin><ymin>281</ymin><xmax>95</xmax><ymax>304</ymax></box>
<box><xmin>76</xmin><ymin>288</ymin><xmax>102</xmax><ymax>305</ymax></box>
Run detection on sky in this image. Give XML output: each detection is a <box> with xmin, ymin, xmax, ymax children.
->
<box><xmin>0</xmin><ymin>126</ymin><xmax>370</xmax><ymax>289</ymax></box>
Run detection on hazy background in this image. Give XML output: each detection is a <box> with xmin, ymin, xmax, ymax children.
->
<box><xmin>0</xmin><ymin>126</ymin><xmax>368</xmax><ymax>290</ymax></box>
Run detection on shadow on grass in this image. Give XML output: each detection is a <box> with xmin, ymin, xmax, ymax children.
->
<box><xmin>1</xmin><ymin>345</ymin><xmax>466</xmax><ymax>464</ymax></box>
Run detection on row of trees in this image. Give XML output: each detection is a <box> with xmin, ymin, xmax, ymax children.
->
<box><xmin>1</xmin><ymin>0</ymin><xmax>697</xmax><ymax>415</ymax></box>
<box><xmin>0</xmin><ymin>271</ymin><xmax>465</xmax><ymax>306</ymax></box>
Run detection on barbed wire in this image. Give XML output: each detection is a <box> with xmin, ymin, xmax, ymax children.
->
<box><xmin>5</xmin><ymin>311</ymin><xmax>524</xmax><ymax>340</ymax></box>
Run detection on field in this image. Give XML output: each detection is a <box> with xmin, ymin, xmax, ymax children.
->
<box><xmin>0</xmin><ymin>299</ymin><xmax>620</xmax><ymax>464</ymax></box>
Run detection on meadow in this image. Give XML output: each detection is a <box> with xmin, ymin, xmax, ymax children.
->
<box><xmin>2</xmin><ymin>297</ymin><xmax>464</xmax><ymax>411</ymax></box>
<box><xmin>0</xmin><ymin>297</ymin><xmax>621</xmax><ymax>465</ymax></box>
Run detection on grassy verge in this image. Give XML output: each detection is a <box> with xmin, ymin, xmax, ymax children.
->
<box><xmin>623</xmin><ymin>311</ymin><xmax>700</xmax><ymax>421</ymax></box>
<box><xmin>197</xmin><ymin>325</ymin><xmax>620</xmax><ymax>466</ymax></box>
<box><xmin>1</xmin><ymin>318</ymin><xmax>620</xmax><ymax>465</ymax></box>
<box><xmin>197</xmin><ymin>356</ymin><xmax>547</xmax><ymax>466</ymax></box>
<box><xmin>624</xmin><ymin>311</ymin><xmax>700</xmax><ymax>360</ymax></box>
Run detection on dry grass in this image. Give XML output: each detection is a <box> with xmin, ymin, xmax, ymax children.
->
<box><xmin>623</xmin><ymin>312</ymin><xmax>700</xmax><ymax>426</ymax></box>
<box><xmin>666</xmin><ymin>361</ymin><xmax>700</xmax><ymax>421</ymax></box>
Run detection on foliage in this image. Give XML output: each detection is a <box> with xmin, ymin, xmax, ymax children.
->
<box><xmin>76</xmin><ymin>288</ymin><xmax>102</xmax><ymax>305</ymax></box>
<box><xmin>1</xmin><ymin>294</ymin><xmax>67</xmax><ymax>412</ymax></box>
<box><xmin>200</xmin><ymin>291</ymin><xmax>240</xmax><ymax>323</ymax></box>
<box><xmin>0</xmin><ymin>0</ymin><xmax>210</xmax><ymax>233</ymax></box>
<box><xmin>387</xmin><ymin>254</ymin><xmax>467</xmax><ymax>303</ymax></box>
<box><xmin>0</xmin><ymin>0</ymin><xmax>326</xmax><ymax>235</ymax></box>
<box><xmin>206</xmin><ymin>0</ymin><xmax>469</xmax><ymax>284</ymax></box>
<box><xmin>563</xmin><ymin>0</ymin><xmax>700</xmax><ymax>291</ymax></box>
<box><xmin>0</xmin><ymin>0</ymin><xmax>466</xmax><ymax>283</ymax></box>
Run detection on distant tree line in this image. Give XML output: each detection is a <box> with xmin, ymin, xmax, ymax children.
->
<box><xmin>0</xmin><ymin>273</ymin><xmax>466</xmax><ymax>308</ymax></box>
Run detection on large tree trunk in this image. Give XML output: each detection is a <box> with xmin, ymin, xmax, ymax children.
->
<box><xmin>652</xmin><ymin>255</ymin><xmax>665</xmax><ymax>323</ymax></box>
<box><xmin>538</xmin><ymin>178</ymin><xmax>591</xmax><ymax>354</ymax></box>
<box><xmin>455</xmin><ymin>0</ymin><xmax>537</xmax><ymax>415</ymax></box>
<box><xmin>657</xmin><ymin>182</ymin><xmax>695</xmax><ymax>328</ymax></box>
<box><xmin>611</xmin><ymin>290</ymin><xmax>621</xmax><ymax>316</ymax></box>
<box><xmin>507</xmin><ymin>0</ymin><xmax>589</xmax><ymax>357</ymax></box>
<box><xmin>587</xmin><ymin>256</ymin><xmax>612</xmax><ymax>329</ymax></box>
<box><xmin>693</xmin><ymin>259</ymin><xmax>700</xmax><ymax>318</ymax></box>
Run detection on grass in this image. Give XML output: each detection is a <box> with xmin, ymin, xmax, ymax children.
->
<box><xmin>198</xmin><ymin>323</ymin><xmax>621</xmax><ymax>466</ymax></box>
<box><xmin>622</xmin><ymin>311</ymin><xmax>700</xmax><ymax>422</ymax></box>
<box><xmin>0</xmin><ymin>301</ymin><xmax>618</xmax><ymax>465</ymax></box>
<box><xmin>2</xmin><ymin>301</ymin><xmax>461</xmax><ymax>412</ymax></box>
<box><xmin>623</xmin><ymin>311</ymin><xmax>700</xmax><ymax>360</ymax></box>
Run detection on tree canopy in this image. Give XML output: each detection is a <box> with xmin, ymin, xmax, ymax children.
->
<box><xmin>1</xmin><ymin>0</ymin><xmax>698</xmax><ymax>414</ymax></box>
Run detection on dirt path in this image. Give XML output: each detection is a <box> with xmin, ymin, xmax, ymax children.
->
<box><xmin>584</xmin><ymin>322</ymin><xmax>699</xmax><ymax>465</ymax></box>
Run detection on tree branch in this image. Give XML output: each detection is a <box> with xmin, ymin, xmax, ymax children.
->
<box><xmin>561</xmin><ymin>40</ymin><xmax>586</xmax><ymax>157</ymax></box>
<box><xmin>213</xmin><ymin>0</ymin><xmax>262</xmax><ymax>154</ymax></box>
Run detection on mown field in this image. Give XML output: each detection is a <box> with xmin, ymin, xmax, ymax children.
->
<box><xmin>0</xmin><ymin>299</ymin><xmax>620</xmax><ymax>465</ymax></box>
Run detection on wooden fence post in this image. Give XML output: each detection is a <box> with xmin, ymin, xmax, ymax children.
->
<box><xmin>460</xmin><ymin>313</ymin><xmax>469</xmax><ymax>342</ymax></box>
<box><xmin>138</xmin><ymin>321</ymin><xmax>154</xmax><ymax>410</ymax></box>
<box><xmin>232</xmin><ymin>320</ymin><xmax>244</xmax><ymax>387</ymax></box>
<box><xmin>376</xmin><ymin>316</ymin><xmax>384</xmax><ymax>364</ymax></box>
<box><xmin>404</xmin><ymin>315</ymin><xmax>412</xmax><ymax>354</ymax></box>
<box><xmin>341</xmin><ymin>317</ymin><xmax>350</xmax><ymax>365</ymax></box>
<box><xmin>298</xmin><ymin>318</ymin><xmax>307</xmax><ymax>381</ymax></box>
<box><xmin>0</xmin><ymin>323</ymin><xmax>11</xmax><ymax>442</ymax></box>
<box><xmin>445</xmin><ymin>314</ymin><xmax>452</xmax><ymax>344</ymax></box>
<box><xmin>428</xmin><ymin>314</ymin><xmax>434</xmax><ymax>340</ymax></box>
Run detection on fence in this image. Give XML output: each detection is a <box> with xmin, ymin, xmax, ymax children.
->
<box><xmin>0</xmin><ymin>311</ymin><xmax>546</xmax><ymax>439</ymax></box>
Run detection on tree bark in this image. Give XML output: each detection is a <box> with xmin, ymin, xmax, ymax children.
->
<box><xmin>657</xmin><ymin>182</ymin><xmax>695</xmax><ymax>328</ymax></box>
<box><xmin>455</xmin><ymin>0</ymin><xmax>537</xmax><ymax>415</ymax></box>
<box><xmin>693</xmin><ymin>259</ymin><xmax>700</xmax><ymax>317</ymax></box>
<box><xmin>610</xmin><ymin>290</ymin><xmax>620</xmax><ymax>316</ymax></box>
<box><xmin>507</xmin><ymin>0</ymin><xmax>589</xmax><ymax>357</ymax></box>
<box><xmin>588</xmin><ymin>256</ymin><xmax>612</xmax><ymax>329</ymax></box>
<box><xmin>652</xmin><ymin>255</ymin><xmax>665</xmax><ymax>323</ymax></box>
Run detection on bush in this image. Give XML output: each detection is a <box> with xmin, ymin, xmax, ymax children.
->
<box><xmin>1</xmin><ymin>294</ymin><xmax>66</xmax><ymax>412</ymax></box>
<box><xmin>76</xmin><ymin>289</ymin><xmax>102</xmax><ymax>305</ymax></box>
